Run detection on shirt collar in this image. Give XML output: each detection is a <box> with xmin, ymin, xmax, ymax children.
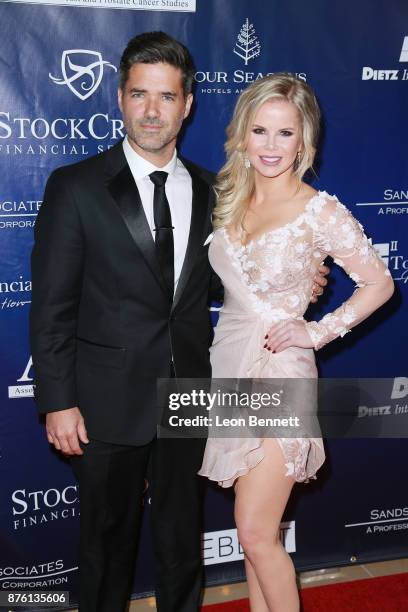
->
<box><xmin>123</xmin><ymin>136</ymin><xmax>178</xmax><ymax>180</ymax></box>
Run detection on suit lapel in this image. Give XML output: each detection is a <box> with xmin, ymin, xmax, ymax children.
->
<box><xmin>105</xmin><ymin>143</ymin><xmax>170</xmax><ymax>300</ymax></box>
<box><xmin>172</xmin><ymin>164</ymin><xmax>210</xmax><ymax>311</ymax></box>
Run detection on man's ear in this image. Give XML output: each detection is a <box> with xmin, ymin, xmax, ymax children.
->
<box><xmin>183</xmin><ymin>93</ymin><xmax>193</xmax><ymax>119</ymax></box>
<box><xmin>118</xmin><ymin>88</ymin><xmax>123</xmax><ymax>113</ymax></box>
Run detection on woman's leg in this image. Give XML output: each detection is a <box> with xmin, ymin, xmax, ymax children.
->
<box><xmin>244</xmin><ymin>554</ymin><xmax>269</xmax><ymax>612</ymax></box>
<box><xmin>234</xmin><ymin>439</ymin><xmax>298</xmax><ymax>612</ymax></box>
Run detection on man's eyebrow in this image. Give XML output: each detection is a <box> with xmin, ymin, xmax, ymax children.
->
<box><xmin>128</xmin><ymin>88</ymin><xmax>178</xmax><ymax>96</ymax></box>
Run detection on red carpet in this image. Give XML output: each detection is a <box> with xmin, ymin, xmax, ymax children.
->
<box><xmin>203</xmin><ymin>572</ymin><xmax>408</xmax><ymax>611</ymax></box>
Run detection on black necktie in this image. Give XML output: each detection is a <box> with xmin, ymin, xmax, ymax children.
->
<box><xmin>149</xmin><ymin>171</ymin><xmax>174</xmax><ymax>300</ymax></box>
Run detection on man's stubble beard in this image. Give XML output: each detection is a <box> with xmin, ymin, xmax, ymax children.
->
<box><xmin>125</xmin><ymin>117</ymin><xmax>184</xmax><ymax>154</ymax></box>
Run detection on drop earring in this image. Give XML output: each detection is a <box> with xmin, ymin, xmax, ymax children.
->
<box><xmin>244</xmin><ymin>154</ymin><xmax>251</xmax><ymax>169</ymax></box>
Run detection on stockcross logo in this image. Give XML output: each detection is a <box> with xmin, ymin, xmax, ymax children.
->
<box><xmin>233</xmin><ymin>19</ymin><xmax>261</xmax><ymax>65</ymax></box>
<box><xmin>12</xmin><ymin>485</ymin><xmax>79</xmax><ymax>531</ymax></box>
<box><xmin>49</xmin><ymin>50</ymin><xmax>117</xmax><ymax>100</ymax></box>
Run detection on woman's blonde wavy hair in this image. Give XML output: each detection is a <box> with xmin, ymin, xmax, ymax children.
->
<box><xmin>213</xmin><ymin>73</ymin><xmax>321</xmax><ymax>230</ymax></box>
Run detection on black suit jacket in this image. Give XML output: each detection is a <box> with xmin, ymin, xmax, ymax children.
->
<box><xmin>30</xmin><ymin>141</ymin><xmax>222</xmax><ymax>445</ymax></box>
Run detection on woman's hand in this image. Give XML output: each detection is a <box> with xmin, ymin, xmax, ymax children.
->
<box><xmin>310</xmin><ymin>263</ymin><xmax>330</xmax><ymax>303</ymax></box>
<box><xmin>264</xmin><ymin>320</ymin><xmax>314</xmax><ymax>353</ymax></box>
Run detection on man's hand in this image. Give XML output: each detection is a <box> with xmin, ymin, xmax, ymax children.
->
<box><xmin>46</xmin><ymin>407</ymin><xmax>89</xmax><ymax>456</ymax></box>
<box><xmin>311</xmin><ymin>263</ymin><xmax>330</xmax><ymax>303</ymax></box>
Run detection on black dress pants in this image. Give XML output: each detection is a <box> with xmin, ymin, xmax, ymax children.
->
<box><xmin>71</xmin><ymin>436</ymin><xmax>206</xmax><ymax>612</ymax></box>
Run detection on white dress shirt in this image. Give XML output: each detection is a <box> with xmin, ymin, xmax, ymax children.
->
<box><xmin>123</xmin><ymin>136</ymin><xmax>192</xmax><ymax>292</ymax></box>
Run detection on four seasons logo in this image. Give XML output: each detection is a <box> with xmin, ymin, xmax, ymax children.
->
<box><xmin>195</xmin><ymin>17</ymin><xmax>306</xmax><ymax>95</ymax></box>
<box><xmin>233</xmin><ymin>18</ymin><xmax>261</xmax><ymax>65</ymax></box>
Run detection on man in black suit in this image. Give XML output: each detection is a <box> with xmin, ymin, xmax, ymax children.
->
<box><xmin>30</xmin><ymin>31</ymin><xmax>327</xmax><ymax>612</ymax></box>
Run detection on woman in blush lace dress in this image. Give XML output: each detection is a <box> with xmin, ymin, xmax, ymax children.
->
<box><xmin>198</xmin><ymin>74</ymin><xmax>394</xmax><ymax>611</ymax></box>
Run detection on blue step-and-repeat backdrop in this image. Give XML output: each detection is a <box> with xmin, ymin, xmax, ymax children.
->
<box><xmin>0</xmin><ymin>0</ymin><xmax>407</xmax><ymax>608</ymax></box>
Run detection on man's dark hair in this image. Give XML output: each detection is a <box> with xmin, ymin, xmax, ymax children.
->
<box><xmin>119</xmin><ymin>31</ymin><xmax>195</xmax><ymax>97</ymax></box>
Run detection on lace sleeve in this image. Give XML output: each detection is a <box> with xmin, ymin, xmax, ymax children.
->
<box><xmin>305</xmin><ymin>196</ymin><xmax>393</xmax><ymax>350</ymax></box>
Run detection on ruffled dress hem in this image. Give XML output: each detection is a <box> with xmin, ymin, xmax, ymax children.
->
<box><xmin>198</xmin><ymin>438</ymin><xmax>325</xmax><ymax>488</ymax></box>
<box><xmin>198</xmin><ymin>443</ymin><xmax>265</xmax><ymax>488</ymax></box>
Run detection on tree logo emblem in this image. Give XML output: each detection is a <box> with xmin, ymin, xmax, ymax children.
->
<box><xmin>49</xmin><ymin>50</ymin><xmax>117</xmax><ymax>101</ymax></box>
<box><xmin>233</xmin><ymin>18</ymin><xmax>261</xmax><ymax>65</ymax></box>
